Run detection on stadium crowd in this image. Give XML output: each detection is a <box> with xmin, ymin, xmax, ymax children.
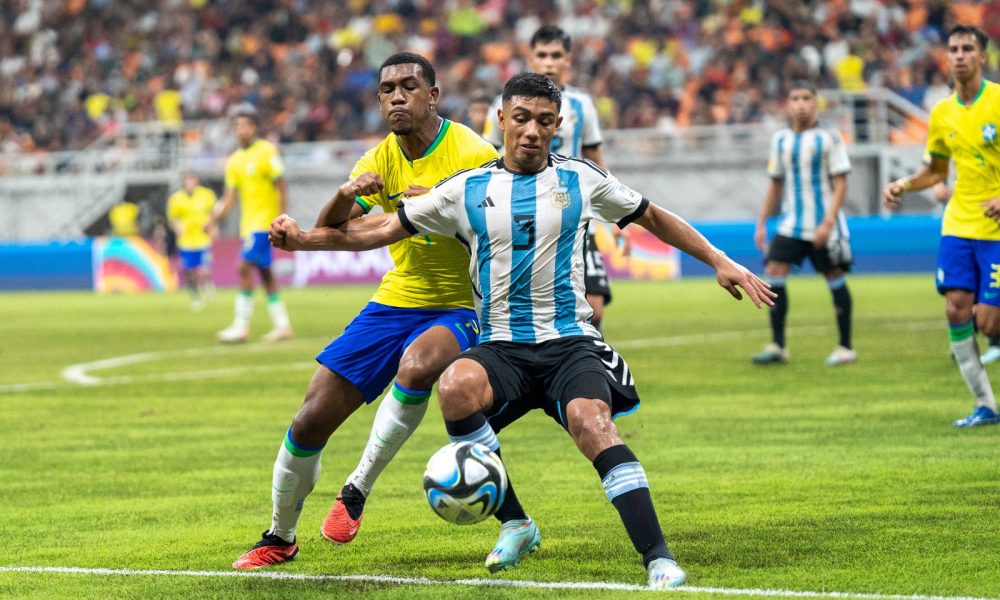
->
<box><xmin>1</xmin><ymin>0</ymin><xmax>999</xmax><ymax>159</ymax></box>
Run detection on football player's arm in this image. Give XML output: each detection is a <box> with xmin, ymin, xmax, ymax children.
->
<box><xmin>271</xmin><ymin>212</ymin><xmax>411</xmax><ymax>252</ymax></box>
<box><xmin>814</xmin><ymin>174</ymin><xmax>847</xmax><ymax>248</ymax></box>
<box><xmin>755</xmin><ymin>179</ymin><xmax>783</xmax><ymax>253</ymax></box>
<box><xmin>315</xmin><ymin>172</ymin><xmax>383</xmax><ymax>227</ymax></box>
<box><xmin>212</xmin><ymin>186</ymin><xmax>238</xmax><ymax>222</ymax></box>
<box><xmin>882</xmin><ymin>156</ymin><xmax>949</xmax><ymax>210</ymax></box>
<box><xmin>632</xmin><ymin>202</ymin><xmax>775</xmax><ymax>308</ymax></box>
<box><xmin>276</xmin><ymin>177</ymin><xmax>288</xmax><ymax>215</ymax></box>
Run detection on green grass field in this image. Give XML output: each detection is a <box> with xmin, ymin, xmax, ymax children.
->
<box><xmin>2</xmin><ymin>275</ymin><xmax>999</xmax><ymax>599</ymax></box>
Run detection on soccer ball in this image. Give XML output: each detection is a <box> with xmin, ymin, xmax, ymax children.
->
<box><xmin>422</xmin><ymin>442</ymin><xmax>507</xmax><ymax>525</ymax></box>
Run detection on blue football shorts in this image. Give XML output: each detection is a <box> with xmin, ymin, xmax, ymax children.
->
<box><xmin>241</xmin><ymin>231</ymin><xmax>272</xmax><ymax>268</ymax></box>
<box><xmin>179</xmin><ymin>248</ymin><xmax>210</xmax><ymax>270</ymax></box>
<box><xmin>316</xmin><ymin>302</ymin><xmax>480</xmax><ymax>404</ymax></box>
<box><xmin>937</xmin><ymin>235</ymin><xmax>1000</xmax><ymax>307</ymax></box>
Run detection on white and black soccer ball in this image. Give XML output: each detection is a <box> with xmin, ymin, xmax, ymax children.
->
<box><xmin>423</xmin><ymin>442</ymin><xmax>507</xmax><ymax>525</ymax></box>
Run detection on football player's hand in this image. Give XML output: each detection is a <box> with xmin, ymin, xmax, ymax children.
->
<box><xmin>981</xmin><ymin>197</ymin><xmax>1000</xmax><ymax>224</ymax></box>
<box><xmin>715</xmin><ymin>258</ymin><xmax>776</xmax><ymax>308</ymax></box>
<box><xmin>813</xmin><ymin>220</ymin><xmax>833</xmax><ymax>249</ymax></box>
<box><xmin>614</xmin><ymin>226</ymin><xmax>632</xmax><ymax>258</ymax></box>
<box><xmin>403</xmin><ymin>184</ymin><xmax>431</xmax><ymax>197</ymax></box>
<box><xmin>269</xmin><ymin>214</ymin><xmax>301</xmax><ymax>250</ymax></box>
<box><xmin>753</xmin><ymin>223</ymin><xmax>769</xmax><ymax>253</ymax></box>
<box><xmin>882</xmin><ymin>180</ymin><xmax>906</xmax><ymax>210</ymax></box>
<box><xmin>340</xmin><ymin>172</ymin><xmax>384</xmax><ymax>200</ymax></box>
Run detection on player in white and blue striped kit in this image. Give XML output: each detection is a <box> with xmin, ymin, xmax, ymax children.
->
<box><xmin>483</xmin><ymin>25</ymin><xmax>629</xmax><ymax>330</ymax></box>
<box><xmin>752</xmin><ymin>81</ymin><xmax>856</xmax><ymax>366</ymax></box>
<box><xmin>270</xmin><ymin>73</ymin><xmax>774</xmax><ymax>590</ymax></box>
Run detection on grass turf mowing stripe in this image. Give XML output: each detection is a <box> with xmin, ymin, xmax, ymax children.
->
<box><xmin>1</xmin><ymin>567</ymin><xmax>995</xmax><ymax>599</ymax></box>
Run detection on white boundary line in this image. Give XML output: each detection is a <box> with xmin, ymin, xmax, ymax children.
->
<box><xmin>0</xmin><ymin>321</ymin><xmax>945</xmax><ymax>394</ymax></box>
<box><xmin>0</xmin><ymin>566</ymin><xmax>994</xmax><ymax>600</ymax></box>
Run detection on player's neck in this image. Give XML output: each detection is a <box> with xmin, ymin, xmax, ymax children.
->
<box><xmin>792</xmin><ymin>119</ymin><xmax>816</xmax><ymax>133</ymax></box>
<box><xmin>397</xmin><ymin>114</ymin><xmax>444</xmax><ymax>161</ymax></box>
<box><xmin>239</xmin><ymin>137</ymin><xmax>256</xmax><ymax>150</ymax></box>
<box><xmin>955</xmin><ymin>75</ymin><xmax>984</xmax><ymax>105</ymax></box>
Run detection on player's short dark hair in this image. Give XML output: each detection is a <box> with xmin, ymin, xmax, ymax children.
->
<box><xmin>231</xmin><ymin>103</ymin><xmax>258</xmax><ymax>124</ymax></box>
<box><xmin>379</xmin><ymin>52</ymin><xmax>436</xmax><ymax>87</ymax></box>
<box><xmin>502</xmin><ymin>72</ymin><xmax>562</xmax><ymax>112</ymax></box>
<box><xmin>947</xmin><ymin>24</ymin><xmax>988</xmax><ymax>51</ymax></box>
<box><xmin>530</xmin><ymin>25</ymin><xmax>571</xmax><ymax>52</ymax></box>
<box><xmin>787</xmin><ymin>80</ymin><xmax>817</xmax><ymax>96</ymax></box>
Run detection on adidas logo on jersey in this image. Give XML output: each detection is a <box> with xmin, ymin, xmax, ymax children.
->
<box><xmin>478</xmin><ymin>196</ymin><xmax>495</xmax><ymax>208</ymax></box>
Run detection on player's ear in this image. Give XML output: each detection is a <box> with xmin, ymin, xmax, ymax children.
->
<box><xmin>428</xmin><ymin>85</ymin><xmax>440</xmax><ymax>107</ymax></box>
<box><xmin>497</xmin><ymin>107</ymin><xmax>506</xmax><ymax>131</ymax></box>
<box><xmin>555</xmin><ymin>115</ymin><xmax>563</xmax><ymax>129</ymax></box>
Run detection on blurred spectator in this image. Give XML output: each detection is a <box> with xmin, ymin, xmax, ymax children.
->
<box><xmin>0</xmin><ymin>0</ymin><xmax>996</xmax><ymax>157</ymax></box>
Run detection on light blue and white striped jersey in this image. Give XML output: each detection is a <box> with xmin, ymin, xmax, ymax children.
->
<box><xmin>767</xmin><ymin>126</ymin><xmax>852</xmax><ymax>242</ymax></box>
<box><xmin>398</xmin><ymin>155</ymin><xmax>647</xmax><ymax>344</ymax></box>
<box><xmin>483</xmin><ymin>85</ymin><xmax>602</xmax><ymax>158</ymax></box>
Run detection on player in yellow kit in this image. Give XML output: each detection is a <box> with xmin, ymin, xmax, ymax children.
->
<box><xmin>167</xmin><ymin>172</ymin><xmax>217</xmax><ymax>310</ymax></box>
<box><xmin>212</xmin><ymin>106</ymin><xmax>292</xmax><ymax>343</ymax></box>
<box><xmin>232</xmin><ymin>53</ymin><xmax>498</xmax><ymax>569</ymax></box>
<box><xmin>884</xmin><ymin>25</ymin><xmax>1000</xmax><ymax>427</ymax></box>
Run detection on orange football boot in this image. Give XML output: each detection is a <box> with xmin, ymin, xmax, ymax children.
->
<box><xmin>232</xmin><ymin>531</ymin><xmax>299</xmax><ymax>569</ymax></box>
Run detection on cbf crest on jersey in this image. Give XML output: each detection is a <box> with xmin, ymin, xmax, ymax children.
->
<box><xmin>983</xmin><ymin>122</ymin><xmax>997</xmax><ymax>144</ymax></box>
<box><xmin>551</xmin><ymin>187</ymin><xmax>570</xmax><ymax>209</ymax></box>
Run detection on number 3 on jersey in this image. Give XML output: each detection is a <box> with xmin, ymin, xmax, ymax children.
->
<box><xmin>513</xmin><ymin>215</ymin><xmax>535</xmax><ymax>250</ymax></box>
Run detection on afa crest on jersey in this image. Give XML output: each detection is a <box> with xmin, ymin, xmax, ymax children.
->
<box><xmin>982</xmin><ymin>123</ymin><xmax>997</xmax><ymax>144</ymax></box>
<box><xmin>551</xmin><ymin>187</ymin><xmax>570</xmax><ymax>209</ymax></box>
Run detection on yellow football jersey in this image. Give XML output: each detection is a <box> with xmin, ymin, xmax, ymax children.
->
<box><xmin>167</xmin><ymin>185</ymin><xmax>217</xmax><ymax>250</ymax></box>
<box><xmin>927</xmin><ymin>80</ymin><xmax>1000</xmax><ymax>240</ymax></box>
<box><xmin>352</xmin><ymin>119</ymin><xmax>499</xmax><ymax>309</ymax></box>
<box><xmin>224</xmin><ymin>139</ymin><xmax>285</xmax><ymax>237</ymax></box>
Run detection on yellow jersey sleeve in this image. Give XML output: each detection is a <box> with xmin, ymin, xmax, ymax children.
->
<box><xmin>349</xmin><ymin>149</ymin><xmax>386</xmax><ymax>214</ymax></box>
<box><xmin>926</xmin><ymin>103</ymin><xmax>951</xmax><ymax>160</ymax></box>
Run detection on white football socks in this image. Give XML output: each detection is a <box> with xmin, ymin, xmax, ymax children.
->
<box><xmin>950</xmin><ymin>321</ymin><xmax>998</xmax><ymax>411</ymax></box>
<box><xmin>267</xmin><ymin>294</ymin><xmax>291</xmax><ymax>331</ymax></box>
<box><xmin>346</xmin><ymin>383</ymin><xmax>430</xmax><ymax>497</ymax></box>
<box><xmin>232</xmin><ymin>291</ymin><xmax>253</xmax><ymax>330</ymax></box>
<box><xmin>270</xmin><ymin>430</ymin><xmax>323</xmax><ymax>542</ymax></box>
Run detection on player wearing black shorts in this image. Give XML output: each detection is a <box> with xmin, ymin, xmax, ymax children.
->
<box><xmin>271</xmin><ymin>73</ymin><xmax>775</xmax><ymax>589</ymax></box>
<box><xmin>752</xmin><ymin>81</ymin><xmax>856</xmax><ymax>366</ymax></box>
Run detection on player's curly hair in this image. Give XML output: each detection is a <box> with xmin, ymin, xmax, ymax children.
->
<box><xmin>501</xmin><ymin>72</ymin><xmax>562</xmax><ymax>112</ymax></box>
<box><xmin>379</xmin><ymin>52</ymin><xmax>436</xmax><ymax>87</ymax></box>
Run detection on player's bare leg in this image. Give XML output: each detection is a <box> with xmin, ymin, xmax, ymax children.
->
<box><xmin>234</xmin><ymin>367</ymin><xmax>365</xmax><ymax>569</ymax></box>
<box><xmin>949</xmin><ymin>291</ymin><xmax>1000</xmax><ymax>427</ymax></box>
<box><xmin>324</xmin><ymin>325</ymin><xmax>464</xmax><ymax>543</ymax></box>
<box><xmin>823</xmin><ymin>267</ymin><xmax>856</xmax><ymax>365</ymax></box>
<box><xmin>564</xmin><ymin>395</ymin><xmax>685</xmax><ymax>589</ymax></box>
<box><xmin>438</xmin><ymin>359</ymin><xmax>538</xmax><ymax>573</ymax></box>
<box><xmin>752</xmin><ymin>261</ymin><xmax>790</xmax><ymax>364</ymax></box>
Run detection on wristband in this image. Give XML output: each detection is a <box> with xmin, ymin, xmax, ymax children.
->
<box><xmin>897</xmin><ymin>178</ymin><xmax>912</xmax><ymax>192</ymax></box>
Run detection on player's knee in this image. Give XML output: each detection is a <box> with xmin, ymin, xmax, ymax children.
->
<box><xmin>565</xmin><ymin>398</ymin><xmax>619</xmax><ymax>448</ymax></box>
<box><xmin>396</xmin><ymin>352</ymin><xmax>445</xmax><ymax>390</ymax></box>
<box><xmin>437</xmin><ymin>364</ymin><xmax>489</xmax><ymax>419</ymax></box>
<box><xmin>978</xmin><ymin>313</ymin><xmax>1000</xmax><ymax>338</ymax></box>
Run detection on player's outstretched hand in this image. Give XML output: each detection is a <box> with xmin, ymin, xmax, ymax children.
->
<box><xmin>981</xmin><ymin>197</ymin><xmax>1000</xmax><ymax>224</ymax></box>
<box><xmin>269</xmin><ymin>214</ymin><xmax>302</xmax><ymax>251</ymax></box>
<box><xmin>340</xmin><ymin>172</ymin><xmax>384</xmax><ymax>200</ymax></box>
<box><xmin>714</xmin><ymin>258</ymin><xmax>776</xmax><ymax>308</ymax></box>
<box><xmin>403</xmin><ymin>184</ymin><xmax>431</xmax><ymax>197</ymax></box>
<box><xmin>882</xmin><ymin>180</ymin><xmax>906</xmax><ymax>210</ymax></box>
